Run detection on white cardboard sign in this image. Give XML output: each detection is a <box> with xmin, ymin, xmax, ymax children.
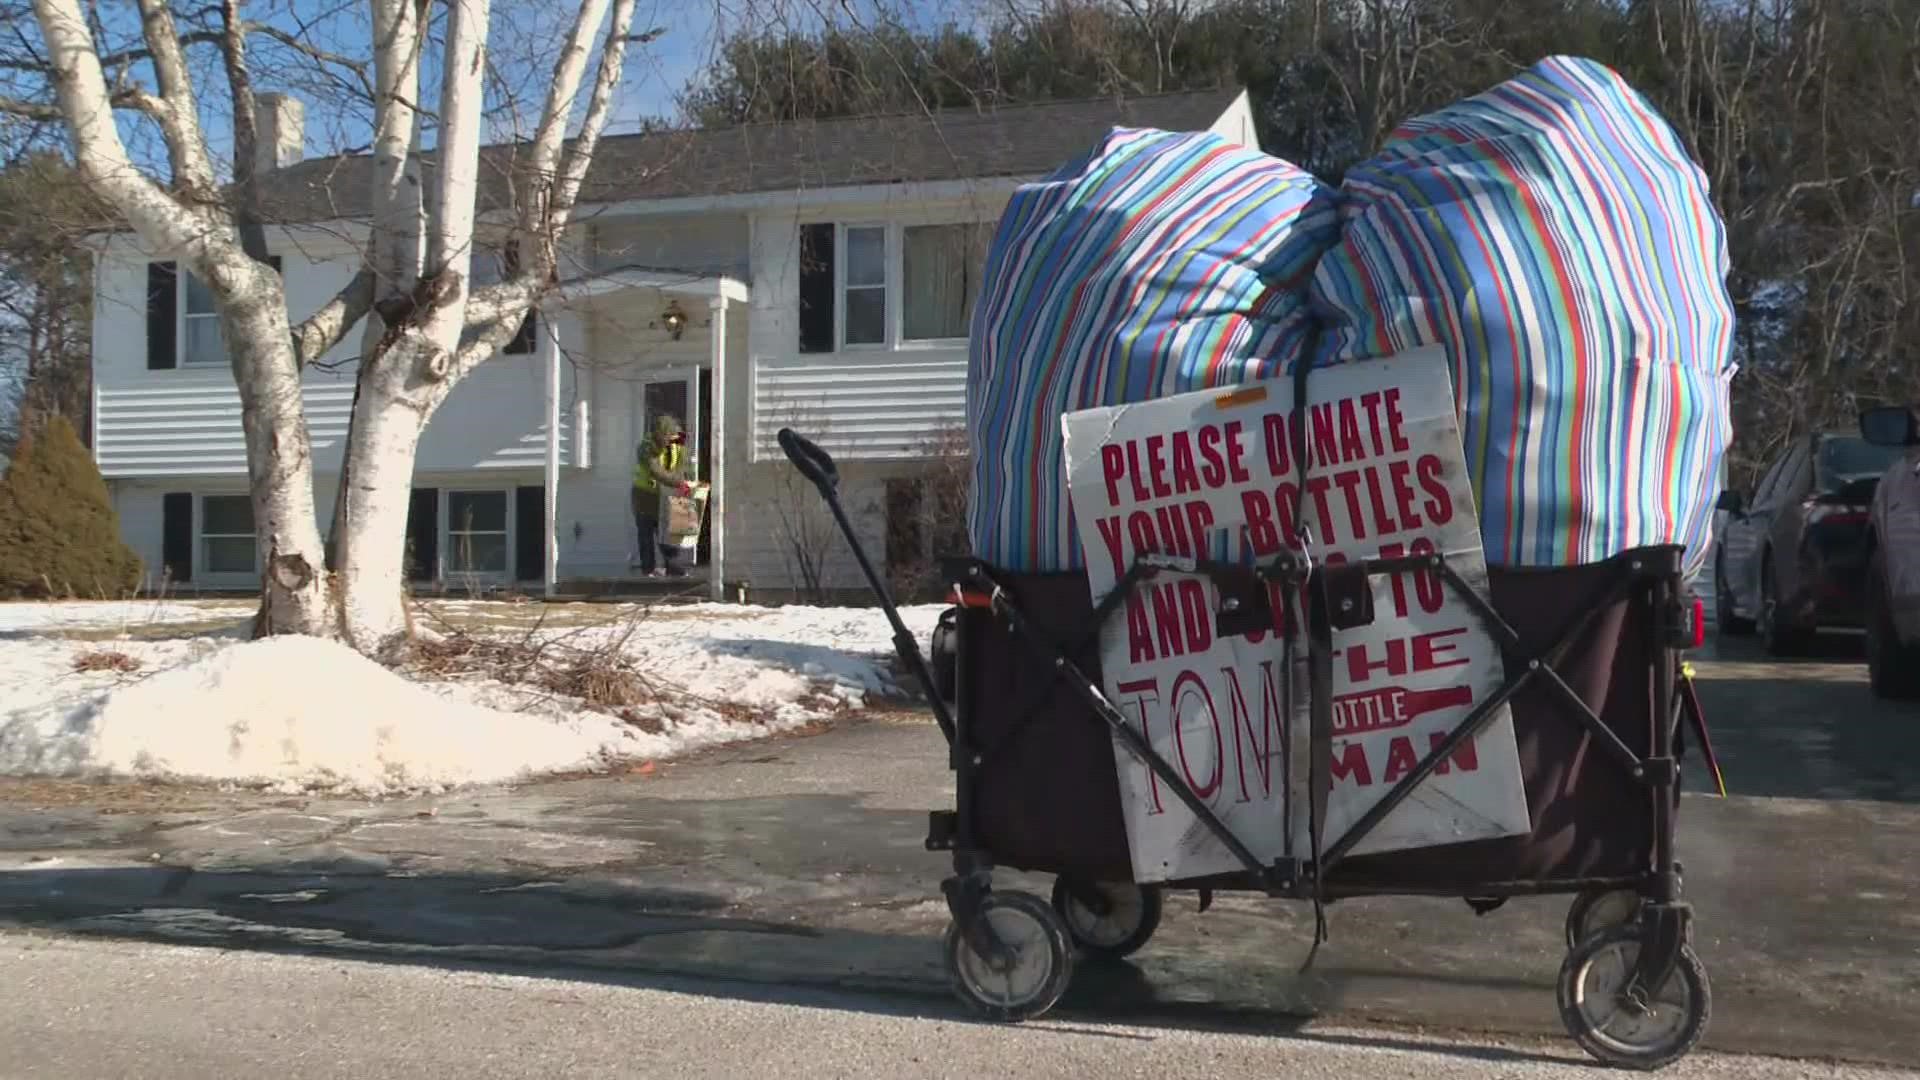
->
<box><xmin>1060</xmin><ymin>345</ymin><xmax>1531</xmax><ymax>883</ymax></box>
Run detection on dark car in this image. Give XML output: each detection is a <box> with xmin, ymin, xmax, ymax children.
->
<box><xmin>1860</xmin><ymin>404</ymin><xmax>1920</xmax><ymax>698</ymax></box>
<box><xmin>1713</xmin><ymin>431</ymin><xmax>1905</xmax><ymax>655</ymax></box>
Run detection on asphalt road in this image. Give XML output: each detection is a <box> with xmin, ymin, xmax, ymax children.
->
<box><xmin>0</xmin><ymin>629</ymin><xmax>1913</xmax><ymax>1072</ymax></box>
<box><xmin>1</xmin><ymin>932</ymin><xmax>1907</xmax><ymax>1080</ymax></box>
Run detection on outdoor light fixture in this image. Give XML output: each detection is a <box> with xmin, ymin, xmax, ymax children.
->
<box><xmin>657</xmin><ymin>299</ymin><xmax>688</xmax><ymax>340</ymax></box>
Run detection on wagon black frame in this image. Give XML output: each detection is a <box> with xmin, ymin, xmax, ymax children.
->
<box><xmin>773</xmin><ymin>425</ymin><xmax>1704</xmax><ymax>1033</ymax></box>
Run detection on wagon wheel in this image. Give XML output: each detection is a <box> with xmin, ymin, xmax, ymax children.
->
<box><xmin>943</xmin><ymin>890</ymin><xmax>1075</xmax><ymax>1022</ymax></box>
<box><xmin>1565</xmin><ymin>889</ymin><xmax>1645</xmax><ymax>950</ymax></box>
<box><xmin>1050</xmin><ymin>878</ymin><xmax>1163</xmax><ymax>960</ymax></box>
<box><xmin>1558</xmin><ymin>924</ymin><xmax>1711</xmax><ymax>1071</ymax></box>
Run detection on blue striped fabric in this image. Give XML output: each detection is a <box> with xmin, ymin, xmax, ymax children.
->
<box><xmin>1309</xmin><ymin>56</ymin><xmax>1738</xmax><ymax>575</ymax></box>
<box><xmin>964</xmin><ymin>56</ymin><xmax>1736</xmax><ymax>580</ymax></box>
<box><xmin>965</xmin><ymin>127</ymin><xmax>1340</xmax><ymax>572</ymax></box>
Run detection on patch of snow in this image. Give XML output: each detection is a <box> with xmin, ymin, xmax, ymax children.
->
<box><xmin>0</xmin><ymin>636</ymin><xmax>657</xmax><ymax>796</ymax></box>
<box><xmin>0</xmin><ymin>599</ymin><xmax>251</xmax><ymax>634</ymax></box>
<box><xmin>0</xmin><ymin>598</ymin><xmax>954</xmax><ymax>796</ymax></box>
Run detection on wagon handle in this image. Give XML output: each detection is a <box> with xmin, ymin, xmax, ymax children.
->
<box><xmin>778</xmin><ymin>427</ymin><xmax>839</xmax><ymax>494</ymax></box>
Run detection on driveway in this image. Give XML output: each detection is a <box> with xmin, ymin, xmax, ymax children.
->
<box><xmin>0</xmin><ymin>634</ymin><xmax>1913</xmax><ymax>1066</ymax></box>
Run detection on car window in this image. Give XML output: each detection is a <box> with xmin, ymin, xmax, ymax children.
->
<box><xmin>1817</xmin><ymin>435</ymin><xmax>1904</xmax><ymax>489</ymax></box>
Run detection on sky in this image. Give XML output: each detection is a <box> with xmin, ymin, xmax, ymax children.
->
<box><xmin>2</xmin><ymin>0</ymin><xmax>974</xmax><ymax>179</ymax></box>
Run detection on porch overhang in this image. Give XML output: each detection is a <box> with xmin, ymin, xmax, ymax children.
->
<box><xmin>549</xmin><ymin>266</ymin><xmax>750</xmax><ymax>308</ymax></box>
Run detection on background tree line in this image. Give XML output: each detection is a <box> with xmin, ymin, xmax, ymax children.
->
<box><xmin>2</xmin><ymin>0</ymin><xmax>1913</xmax><ymax>492</ymax></box>
<box><xmin>681</xmin><ymin>0</ymin><xmax>1920</xmax><ymax>488</ymax></box>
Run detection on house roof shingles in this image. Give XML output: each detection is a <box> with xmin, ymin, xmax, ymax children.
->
<box><xmin>256</xmin><ymin>87</ymin><xmax>1244</xmax><ymax>223</ymax></box>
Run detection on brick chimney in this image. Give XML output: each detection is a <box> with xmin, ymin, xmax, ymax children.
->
<box><xmin>253</xmin><ymin>92</ymin><xmax>305</xmax><ymax>175</ymax></box>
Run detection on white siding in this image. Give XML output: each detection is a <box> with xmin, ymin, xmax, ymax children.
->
<box><xmin>751</xmin><ymin>355</ymin><xmax>965</xmax><ymax>460</ymax></box>
<box><xmin>91</xmin><ymin>236</ymin><xmax>579</xmax><ymax>478</ymax></box>
<box><xmin>743</xmin><ymin>194</ymin><xmax>1006</xmax><ymax>462</ymax></box>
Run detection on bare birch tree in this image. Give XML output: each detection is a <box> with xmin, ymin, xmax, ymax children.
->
<box><xmin>4</xmin><ymin>0</ymin><xmax>648</xmax><ymax>659</ymax></box>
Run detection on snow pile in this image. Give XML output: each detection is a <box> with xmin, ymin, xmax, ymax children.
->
<box><xmin>0</xmin><ymin>635</ymin><xmax>653</xmax><ymax>795</ymax></box>
<box><xmin>605</xmin><ymin>603</ymin><xmax>948</xmax><ymax>709</ymax></box>
<box><xmin>0</xmin><ymin>598</ymin><xmax>953</xmax><ymax>796</ymax></box>
<box><xmin>0</xmin><ymin>599</ymin><xmax>250</xmax><ymax>635</ymax></box>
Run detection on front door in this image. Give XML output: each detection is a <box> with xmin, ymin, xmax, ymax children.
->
<box><xmin>639</xmin><ymin>369</ymin><xmax>713</xmax><ymax>565</ymax></box>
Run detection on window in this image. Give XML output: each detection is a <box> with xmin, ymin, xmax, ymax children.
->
<box><xmin>200</xmin><ymin>495</ymin><xmax>256</xmax><ymax>574</ymax></box>
<box><xmin>181</xmin><ymin>271</ymin><xmax>225</xmax><ymax>366</ymax></box>
<box><xmin>842</xmin><ymin>225</ymin><xmax>886</xmax><ymax>347</ymax></box>
<box><xmin>447</xmin><ymin>491</ymin><xmax>509</xmax><ymax>575</ymax></box>
<box><xmin>903</xmin><ymin>224</ymin><xmax>986</xmax><ymax>341</ymax></box>
<box><xmin>470</xmin><ymin>246</ymin><xmax>539</xmax><ymax>355</ymax></box>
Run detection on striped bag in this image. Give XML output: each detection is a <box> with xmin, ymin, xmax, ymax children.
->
<box><xmin>1308</xmin><ymin>55</ymin><xmax>1738</xmax><ymax>575</ymax></box>
<box><xmin>965</xmin><ymin>127</ymin><xmax>1340</xmax><ymax>572</ymax></box>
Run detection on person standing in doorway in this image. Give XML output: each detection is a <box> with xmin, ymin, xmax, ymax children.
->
<box><xmin>631</xmin><ymin>414</ymin><xmax>694</xmax><ymax>577</ymax></box>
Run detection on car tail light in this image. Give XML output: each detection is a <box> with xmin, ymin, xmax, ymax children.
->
<box><xmin>1690</xmin><ymin>597</ymin><xmax>1706</xmax><ymax>649</ymax></box>
<box><xmin>1803</xmin><ymin>498</ymin><xmax>1868</xmax><ymax>526</ymax></box>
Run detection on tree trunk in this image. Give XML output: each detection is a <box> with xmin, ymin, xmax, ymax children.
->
<box><xmin>333</xmin><ymin>347</ymin><xmax>432</xmax><ymax>660</ymax></box>
<box><xmin>225</xmin><ymin>282</ymin><xmax>335</xmax><ymax>638</ymax></box>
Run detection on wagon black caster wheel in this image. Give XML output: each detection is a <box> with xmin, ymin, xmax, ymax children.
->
<box><xmin>1557</xmin><ymin>924</ymin><xmax>1711</xmax><ymax>1070</ymax></box>
<box><xmin>943</xmin><ymin>890</ymin><xmax>1075</xmax><ymax>1022</ymax></box>
<box><xmin>1566</xmin><ymin>889</ymin><xmax>1644</xmax><ymax>950</ymax></box>
<box><xmin>1050</xmin><ymin>878</ymin><xmax>1162</xmax><ymax>960</ymax></box>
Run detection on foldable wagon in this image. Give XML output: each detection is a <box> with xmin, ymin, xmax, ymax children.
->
<box><xmin>777</xmin><ymin>426</ymin><xmax>1719</xmax><ymax>1071</ymax></box>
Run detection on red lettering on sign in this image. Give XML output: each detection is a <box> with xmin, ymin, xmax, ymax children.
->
<box><xmin>1123</xmin><ymin>440</ymin><xmax>1152</xmax><ymax>504</ymax></box>
<box><xmin>1170</xmin><ymin>671</ymin><xmax>1223</xmax><ymax>800</ymax></box>
<box><xmin>1382</xmin><ymin>735</ymin><xmax>1419</xmax><ymax>784</ymax></box>
<box><xmin>1305</xmin><ymin>475</ymin><xmax>1336</xmax><ymax>543</ymax></box>
<box><xmin>1101</xmin><ymin>444</ymin><xmax>1127</xmax><ymax>506</ymax></box>
<box><xmin>1346</xmin><ymin>639</ymin><xmax>1408</xmax><ymax>684</ymax></box>
<box><xmin>1150</xmin><ymin>582</ymin><xmax>1183</xmax><ymax>659</ymax></box>
<box><xmin>1179</xmin><ymin>579</ymin><xmax>1212</xmax><ymax>654</ymax></box>
<box><xmin>1379</xmin><ymin>541</ymin><xmax>1411</xmax><ymax>617</ymax></box>
<box><xmin>1417</xmin><ymin>453</ymin><xmax>1454</xmax><ymax>524</ymax></box>
<box><xmin>1263</xmin><ymin>413</ymin><xmax>1290</xmax><ymax>477</ymax></box>
<box><xmin>1223</xmin><ymin>420</ymin><xmax>1252</xmax><ymax>484</ymax></box>
<box><xmin>1332</xmin><ymin>468</ymin><xmax>1368</xmax><ymax>541</ymax></box>
<box><xmin>1310</xmin><ymin>403</ymin><xmax>1338</xmax><ymax>469</ymax></box>
<box><xmin>1362</xmin><ymin>465</ymin><xmax>1397</xmax><ymax>536</ymax></box>
<box><xmin>1330</xmin><ymin>742</ymin><xmax>1373</xmax><ymax>786</ymax></box>
<box><xmin>1097</xmin><ymin>515</ymin><xmax>1127</xmax><ymax>579</ymax></box>
<box><xmin>1184</xmin><ymin>501</ymin><xmax>1216</xmax><ymax>560</ymax></box>
<box><xmin>1126</xmin><ymin>595</ymin><xmax>1154</xmax><ymax>664</ymax></box>
<box><xmin>1360</xmin><ymin>391</ymin><xmax>1388</xmax><ymax>456</ymax></box>
<box><xmin>1155</xmin><ymin>503</ymin><xmax>1192</xmax><ymax>558</ymax></box>
<box><xmin>1388</xmin><ymin>458</ymin><xmax>1423</xmax><ymax>532</ymax></box>
<box><xmin>1431</xmin><ymin>731</ymin><xmax>1480</xmax><ymax>775</ymax></box>
<box><xmin>1197</xmin><ymin>424</ymin><xmax>1227</xmax><ymax>487</ymax></box>
<box><xmin>1222</xmin><ymin>661</ymin><xmax>1284</xmax><ymax>803</ymax></box>
<box><xmin>1411</xmin><ymin>537</ymin><xmax>1443</xmax><ymax>612</ymax></box>
<box><xmin>1338</xmin><ymin>398</ymin><xmax>1366</xmax><ymax>463</ymax></box>
<box><xmin>1241</xmin><ymin>489</ymin><xmax>1280</xmax><ymax>556</ymax></box>
<box><xmin>1170</xmin><ymin>431</ymin><xmax>1201</xmax><ymax>495</ymax></box>
<box><xmin>1145</xmin><ymin>434</ymin><xmax>1172</xmax><ymax>500</ymax></box>
<box><xmin>1413</xmin><ymin>626</ymin><xmax>1470</xmax><ymax>672</ymax></box>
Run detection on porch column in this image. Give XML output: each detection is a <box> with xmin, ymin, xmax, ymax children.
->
<box><xmin>543</xmin><ymin>309</ymin><xmax>561</xmax><ymax>598</ymax></box>
<box><xmin>709</xmin><ymin>295</ymin><xmax>728</xmax><ymax>602</ymax></box>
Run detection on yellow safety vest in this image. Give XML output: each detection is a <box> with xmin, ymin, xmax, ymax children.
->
<box><xmin>632</xmin><ymin>442</ymin><xmax>686</xmax><ymax>495</ymax></box>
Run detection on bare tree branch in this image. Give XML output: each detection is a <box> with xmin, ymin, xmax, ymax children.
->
<box><xmin>133</xmin><ymin>0</ymin><xmax>218</xmax><ymax>197</ymax></box>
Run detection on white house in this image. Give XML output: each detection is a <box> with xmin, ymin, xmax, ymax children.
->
<box><xmin>86</xmin><ymin>88</ymin><xmax>1258</xmax><ymax>600</ymax></box>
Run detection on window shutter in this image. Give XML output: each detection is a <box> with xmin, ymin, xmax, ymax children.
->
<box><xmin>798</xmin><ymin>223</ymin><xmax>835</xmax><ymax>354</ymax></box>
<box><xmin>505</xmin><ymin>310</ymin><xmax>537</xmax><ymax>355</ymax></box>
<box><xmin>146</xmin><ymin>261</ymin><xmax>178</xmax><ymax>370</ymax></box>
<box><xmin>514</xmin><ymin>485</ymin><xmax>545</xmax><ymax>582</ymax></box>
<box><xmin>161</xmin><ymin>492</ymin><xmax>192</xmax><ymax>583</ymax></box>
